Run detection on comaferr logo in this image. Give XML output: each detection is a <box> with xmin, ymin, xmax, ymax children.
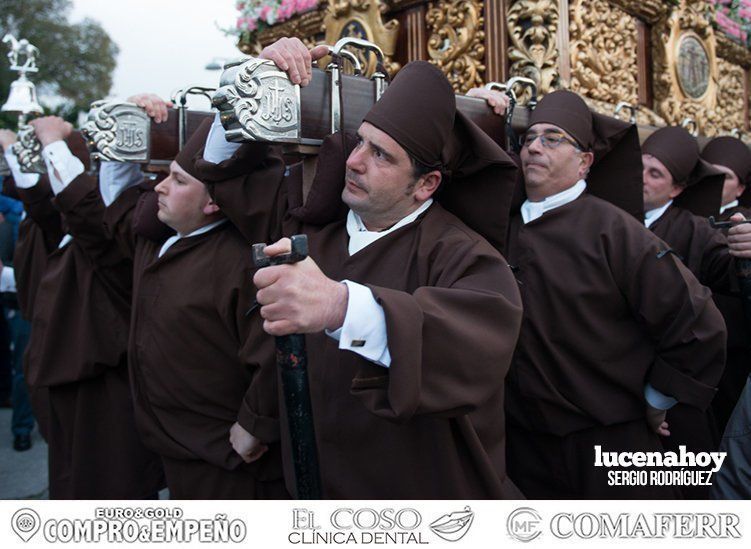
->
<box><xmin>551</xmin><ymin>513</ymin><xmax>741</xmax><ymax>539</ymax></box>
<box><xmin>429</xmin><ymin>506</ymin><xmax>475</xmax><ymax>542</ymax></box>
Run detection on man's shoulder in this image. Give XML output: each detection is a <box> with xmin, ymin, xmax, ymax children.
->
<box><xmin>561</xmin><ymin>193</ymin><xmax>651</xmax><ymax>236</ymax></box>
<box><xmin>210</xmin><ymin>222</ymin><xmax>254</xmax><ymax>257</ymax></box>
<box><xmin>422</xmin><ymin>202</ymin><xmax>502</xmax><ymax>255</ymax></box>
<box><xmin>563</xmin><ymin>194</ymin><xmax>672</xmax><ymax>258</ymax></box>
<box><xmin>668</xmin><ymin>206</ymin><xmax>721</xmax><ymax>240</ymax></box>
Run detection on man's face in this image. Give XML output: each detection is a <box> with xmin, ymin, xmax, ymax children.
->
<box><xmin>343</xmin><ymin>121</ymin><xmax>439</xmax><ymax>231</ymax></box>
<box><xmin>520</xmin><ymin>123</ymin><xmax>593</xmax><ymax>200</ymax></box>
<box><xmin>642</xmin><ymin>154</ymin><xmax>683</xmax><ymax>211</ymax></box>
<box><xmin>154</xmin><ymin>161</ymin><xmax>218</xmax><ymax>234</ymax></box>
<box><xmin>712</xmin><ymin>163</ymin><xmax>745</xmax><ymax>206</ymax></box>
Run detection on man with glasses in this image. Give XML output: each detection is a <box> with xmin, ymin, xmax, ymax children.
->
<box><xmin>474</xmin><ymin>89</ymin><xmax>726</xmax><ymax>498</ymax></box>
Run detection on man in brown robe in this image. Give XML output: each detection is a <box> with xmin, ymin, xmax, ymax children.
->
<box><xmin>206</xmin><ymin>39</ymin><xmax>525</xmax><ymax>499</ymax></box>
<box><xmin>1</xmin><ymin>118</ymin><xmax>164</xmax><ymax>498</ymax></box>
<box><xmin>642</xmin><ymin>127</ymin><xmax>732</xmax><ymax>290</ymax></box>
<box><xmin>477</xmin><ymin>89</ymin><xmax>726</xmax><ymax>498</ymax></box>
<box><xmin>641</xmin><ymin>128</ymin><xmax>751</xmax><ymax>497</ymax></box>
<box><xmin>100</xmin><ymin>94</ymin><xmax>287</xmax><ymax>499</ymax></box>
<box><xmin>700</xmin><ymin>136</ymin><xmax>751</xmax><ymax>434</ymax></box>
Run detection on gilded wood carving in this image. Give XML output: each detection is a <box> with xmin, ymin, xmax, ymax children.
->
<box><xmin>252</xmin><ymin>10</ymin><xmax>326</xmax><ymax>55</ymax></box>
<box><xmin>507</xmin><ymin>0</ymin><xmax>560</xmax><ymax>96</ymax></box>
<box><xmin>322</xmin><ymin>1</ymin><xmax>400</xmax><ymax>75</ymax></box>
<box><xmin>714</xmin><ymin>57</ymin><xmax>747</xmax><ymax>135</ymax></box>
<box><xmin>426</xmin><ymin>0</ymin><xmax>486</xmax><ymax>93</ymax></box>
<box><xmin>569</xmin><ymin>0</ymin><xmax>639</xmax><ymax>106</ymax></box>
<box><xmin>652</xmin><ymin>0</ymin><xmax>719</xmax><ymax>133</ymax></box>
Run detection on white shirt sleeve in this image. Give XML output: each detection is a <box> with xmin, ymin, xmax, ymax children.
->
<box><xmin>98</xmin><ymin>161</ymin><xmax>144</xmax><ymax>206</ymax></box>
<box><xmin>4</xmin><ymin>148</ymin><xmax>39</xmax><ymax>189</ymax></box>
<box><xmin>41</xmin><ymin>140</ymin><xmax>85</xmax><ymax>195</ymax></box>
<box><xmin>202</xmin><ymin>112</ymin><xmax>242</xmax><ymax>163</ymax></box>
<box><xmin>644</xmin><ymin>383</ymin><xmax>678</xmax><ymax>410</ymax></box>
<box><xmin>0</xmin><ymin>266</ymin><xmax>16</xmax><ymax>293</ymax></box>
<box><xmin>326</xmin><ymin>280</ymin><xmax>392</xmax><ymax>368</ymax></box>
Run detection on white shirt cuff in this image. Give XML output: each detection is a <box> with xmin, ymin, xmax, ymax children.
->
<box><xmin>644</xmin><ymin>383</ymin><xmax>678</xmax><ymax>410</ymax></box>
<box><xmin>325</xmin><ymin>280</ymin><xmax>391</xmax><ymax>368</ymax></box>
<box><xmin>4</xmin><ymin>149</ymin><xmax>39</xmax><ymax>188</ymax></box>
<box><xmin>42</xmin><ymin>140</ymin><xmax>85</xmax><ymax>195</ymax></box>
<box><xmin>0</xmin><ymin>266</ymin><xmax>16</xmax><ymax>293</ymax></box>
<box><xmin>99</xmin><ymin>161</ymin><xmax>144</xmax><ymax>206</ymax></box>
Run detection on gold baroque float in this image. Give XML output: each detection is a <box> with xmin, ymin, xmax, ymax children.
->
<box><xmin>426</xmin><ymin>0</ymin><xmax>485</xmax><ymax>93</ymax></box>
<box><xmin>322</xmin><ymin>0</ymin><xmax>400</xmax><ymax>76</ymax></box>
<box><xmin>712</xmin><ymin>57</ymin><xmax>747</xmax><ymax>135</ymax></box>
<box><xmin>608</xmin><ymin>0</ymin><xmax>670</xmax><ymax>24</ymax></box>
<box><xmin>569</xmin><ymin>0</ymin><xmax>639</xmax><ymax>106</ymax></box>
<box><xmin>652</xmin><ymin>0</ymin><xmax>719</xmax><ymax>133</ymax></box>
<box><xmin>249</xmin><ymin>10</ymin><xmax>326</xmax><ymax>55</ymax></box>
<box><xmin>507</xmin><ymin>0</ymin><xmax>560</xmax><ymax>96</ymax></box>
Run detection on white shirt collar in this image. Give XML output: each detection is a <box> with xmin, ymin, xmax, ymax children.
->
<box><xmin>520</xmin><ymin>180</ymin><xmax>587</xmax><ymax>224</ymax></box>
<box><xmin>158</xmin><ymin>218</ymin><xmax>228</xmax><ymax>258</ymax></box>
<box><xmin>644</xmin><ymin>199</ymin><xmax>673</xmax><ymax>229</ymax></box>
<box><xmin>720</xmin><ymin>200</ymin><xmax>739</xmax><ymax>215</ymax></box>
<box><xmin>346</xmin><ymin>199</ymin><xmax>433</xmax><ymax>256</ymax></box>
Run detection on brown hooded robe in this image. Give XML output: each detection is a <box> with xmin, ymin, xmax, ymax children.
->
<box><xmin>205</xmin><ymin>61</ymin><xmax>525</xmax><ymax>499</ymax></box>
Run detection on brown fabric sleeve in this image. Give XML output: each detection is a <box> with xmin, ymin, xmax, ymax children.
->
<box><xmin>12</xmin><ymin>219</ymin><xmax>50</xmax><ymax>317</ymax></box>
<box><xmin>350</xmin><ymin>234</ymin><xmax>523</xmax><ymax>421</ymax></box>
<box><xmin>52</xmin><ymin>173</ymin><xmax>122</xmax><ymax>265</ymax></box>
<box><xmin>16</xmin><ymin>176</ymin><xmax>64</xmax><ymax>249</ymax></box>
<box><xmin>649</xmin><ymin>356</ymin><xmax>718</xmax><ymax>409</ymax></box>
<box><xmin>102</xmin><ymin>185</ymin><xmax>143</xmax><ymax>260</ymax></box>
<box><xmin>2</xmin><ymin>175</ymin><xmax>20</xmax><ymax>200</ymax></box>
<box><xmin>697</xmin><ymin>221</ymin><xmax>736</xmax><ymax>294</ymax></box>
<box><xmin>612</xmin><ymin>221</ymin><xmax>725</xmax><ymax>410</ymax></box>
<box><xmin>217</xmin><ymin>258</ymin><xmax>281</xmax><ymax>443</ymax></box>
<box><xmin>199</xmin><ymin>142</ymin><xmax>287</xmax><ymax>245</ymax></box>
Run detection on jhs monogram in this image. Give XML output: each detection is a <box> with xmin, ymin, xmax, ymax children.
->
<box><xmin>116</xmin><ymin>121</ymin><xmax>145</xmax><ymax>150</ymax></box>
<box><xmin>260</xmin><ymin>78</ymin><xmax>294</xmax><ymax>123</ymax></box>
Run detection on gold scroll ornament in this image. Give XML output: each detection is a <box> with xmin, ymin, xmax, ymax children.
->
<box><xmin>426</xmin><ymin>0</ymin><xmax>486</xmax><ymax>93</ymax></box>
<box><xmin>322</xmin><ymin>1</ymin><xmax>399</xmax><ymax>76</ymax></box>
<box><xmin>506</xmin><ymin>0</ymin><xmax>560</xmax><ymax>98</ymax></box>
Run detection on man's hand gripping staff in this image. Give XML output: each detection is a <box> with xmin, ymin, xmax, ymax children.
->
<box><xmin>252</xmin><ymin>235</ymin><xmax>340</xmax><ymax>499</ymax></box>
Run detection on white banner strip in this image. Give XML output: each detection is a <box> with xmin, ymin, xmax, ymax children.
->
<box><xmin>0</xmin><ymin>499</ymin><xmax>749</xmax><ymax>549</ymax></box>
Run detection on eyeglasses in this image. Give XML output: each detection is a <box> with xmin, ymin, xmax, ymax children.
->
<box><xmin>520</xmin><ymin>132</ymin><xmax>581</xmax><ymax>150</ymax></box>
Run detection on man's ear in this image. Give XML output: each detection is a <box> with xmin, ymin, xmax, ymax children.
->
<box><xmin>203</xmin><ymin>196</ymin><xmax>221</xmax><ymax>215</ymax></box>
<box><xmin>414</xmin><ymin>171</ymin><xmax>442</xmax><ymax>201</ymax></box>
<box><xmin>579</xmin><ymin>151</ymin><xmax>594</xmax><ymax>177</ymax></box>
<box><xmin>737</xmin><ymin>182</ymin><xmax>747</xmax><ymax>198</ymax></box>
<box><xmin>669</xmin><ymin>183</ymin><xmax>685</xmax><ymax>199</ymax></box>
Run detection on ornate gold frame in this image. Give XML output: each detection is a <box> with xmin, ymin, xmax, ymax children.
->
<box><xmin>322</xmin><ymin>1</ymin><xmax>400</xmax><ymax>75</ymax></box>
<box><xmin>652</xmin><ymin>1</ymin><xmax>719</xmax><ymax>131</ymax></box>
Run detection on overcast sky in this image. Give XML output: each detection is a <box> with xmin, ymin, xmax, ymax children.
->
<box><xmin>70</xmin><ymin>0</ymin><xmax>244</xmax><ymax>109</ymax></box>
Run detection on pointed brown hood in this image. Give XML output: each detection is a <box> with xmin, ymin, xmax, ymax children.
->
<box><xmin>701</xmin><ymin>135</ymin><xmax>751</xmax><ymax>208</ymax></box>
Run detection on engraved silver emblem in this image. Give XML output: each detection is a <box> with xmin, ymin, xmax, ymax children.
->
<box><xmin>12</xmin><ymin>124</ymin><xmax>46</xmax><ymax>174</ymax></box>
<box><xmin>82</xmin><ymin>101</ymin><xmax>151</xmax><ymax>163</ymax></box>
<box><xmin>213</xmin><ymin>57</ymin><xmax>301</xmax><ymax>143</ymax></box>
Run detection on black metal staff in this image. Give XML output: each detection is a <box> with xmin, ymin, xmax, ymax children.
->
<box><xmin>252</xmin><ymin>234</ymin><xmax>322</xmax><ymax>499</ymax></box>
